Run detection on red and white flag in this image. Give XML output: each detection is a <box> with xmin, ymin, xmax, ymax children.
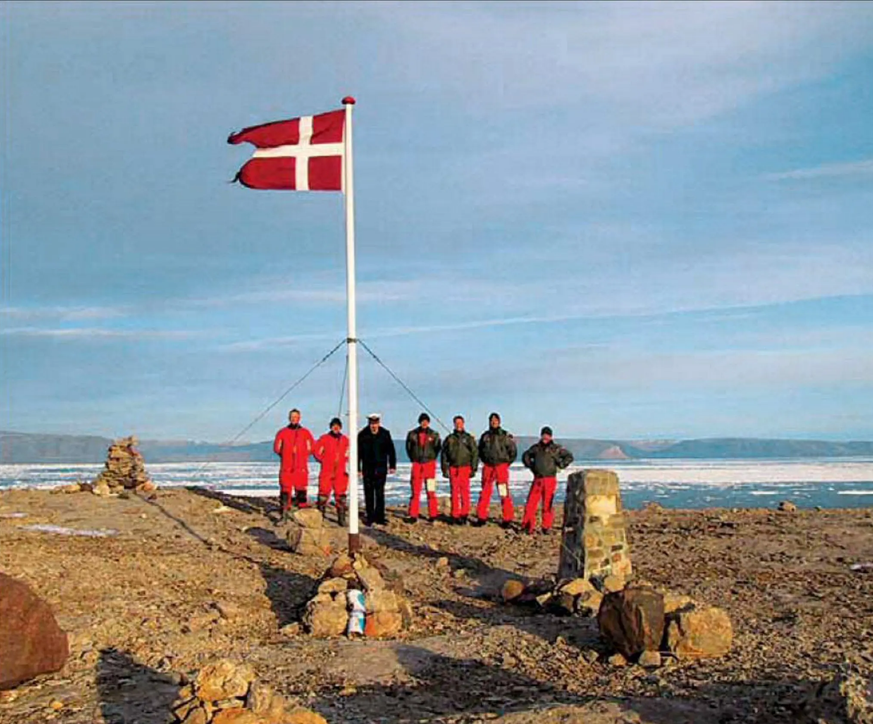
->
<box><xmin>228</xmin><ymin>108</ymin><xmax>345</xmax><ymax>191</ymax></box>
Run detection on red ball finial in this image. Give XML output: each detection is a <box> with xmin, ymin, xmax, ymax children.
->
<box><xmin>342</xmin><ymin>96</ymin><xmax>356</xmax><ymax>105</ymax></box>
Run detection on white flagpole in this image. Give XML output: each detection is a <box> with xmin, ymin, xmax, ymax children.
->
<box><xmin>342</xmin><ymin>96</ymin><xmax>361</xmax><ymax>554</ymax></box>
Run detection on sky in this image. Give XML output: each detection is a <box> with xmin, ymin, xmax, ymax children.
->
<box><xmin>2</xmin><ymin>1</ymin><xmax>873</xmax><ymax>443</ymax></box>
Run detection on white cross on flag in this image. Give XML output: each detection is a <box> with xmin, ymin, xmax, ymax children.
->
<box><xmin>228</xmin><ymin>108</ymin><xmax>345</xmax><ymax>191</ymax></box>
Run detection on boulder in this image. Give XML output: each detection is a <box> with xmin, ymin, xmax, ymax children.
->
<box><xmin>194</xmin><ymin>659</ymin><xmax>255</xmax><ymax>702</ymax></box>
<box><xmin>292</xmin><ymin>508</ymin><xmax>324</xmax><ymax>529</ymax></box>
<box><xmin>287</xmin><ymin>527</ymin><xmax>331</xmax><ymax>557</ymax></box>
<box><xmin>211</xmin><ymin>709</ymin><xmax>259</xmax><ymax>724</ymax></box>
<box><xmin>602</xmin><ymin>575</ymin><xmax>626</xmax><ymax>593</ymax></box>
<box><xmin>246</xmin><ymin>680</ymin><xmax>287</xmax><ymax>722</ymax></box>
<box><xmin>284</xmin><ymin>709</ymin><xmax>329</xmax><ymax>724</ymax></box>
<box><xmin>303</xmin><ymin>595</ymin><xmax>348</xmax><ymax>637</ymax></box>
<box><xmin>364</xmin><ymin>611</ymin><xmax>403</xmax><ymax>638</ymax></box>
<box><xmin>663</xmin><ymin>593</ymin><xmax>695</xmax><ymax>614</ymax></box>
<box><xmin>365</xmin><ymin>590</ymin><xmax>398</xmax><ymax>614</ymax></box>
<box><xmin>181</xmin><ymin>707</ymin><xmax>209</xmax><ymax>724</ymax></box>
<box><xmin>559</xmin><ymin>578</ymin><xmax>595</xmax><ymax>597</ymax></box>
<box><xmin>778</xmin><ymin>500</ymin><xmax>798</xmax><ymax>512</ymax></box>
<box><xmin>501</xmin><ymin>580</ymin><xmax>526</xmax><ymax>602</ymax></box>
<box><xmin>92</xmin><ymin>482</ymin><xmax>112</xmax><ymax>497</ymax></box>
<box><xmin>356</xmin><ymin>566</ymin><xmax>385</xmax><ymax>592</ymax></box>
<box><xmin>0</xmin><ymin>573</ymin><xmax>69</xmax><ymax>689</ymax></box>
<box><xmin>638</xmin><ymin>650</ymin><xmax>662</xmax><ymax>668</ymax></box>
<box><xmin>664</xmin><ymin>605</ymin><xmax>732</xmax><ymax>659</ymax></box>
<box><xmin>576</xmin><ymin>590</ymin><xmax>603</xmax><ymax>617</ymax></box>
<box><xmin>597</xmin><ymin>585</ymin><xmax>665</xmax><ymax>659</ymax></box>
<box><xmin>316</xmin><ymin>578</ymin><xmax>348</xmax><ymax>595</ymax></box>
<box><xmin>549</xmin><ymin>592</ymin><xmax>576</xmax><ymax>616</ymax></box>
<box><xmin>328</xmin><ymin>554</ymin><xmax>354</xmax><ymax>578</ymax></box>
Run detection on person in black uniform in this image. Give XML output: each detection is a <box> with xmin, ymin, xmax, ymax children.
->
<box><xmin>357</xmin><ymin>413</ymin><xmax>397</xmax><ymax>526</ymax></box>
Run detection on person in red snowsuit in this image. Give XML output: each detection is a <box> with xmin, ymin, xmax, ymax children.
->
<box><xmin>312</xmin><ymin>417</ymin><xmax>350</xmax><ymax>526</ymax></box>
<box><xmin>273</xmin><ymin>408</ymin><xmax>315</xmax><ymax>519</ymax></box>
<box><xmin>521</xmin><ymin>426</ymin><xmax>573</xmax><ymax>535</ymax></box>
<box><xmin>405</xmin><ymin>413</ymin><xmax>442</xmax><ymax>522</ymax></box>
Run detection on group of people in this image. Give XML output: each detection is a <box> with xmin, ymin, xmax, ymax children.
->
<box><xmin>273</xmin><ymin>409</ymin><xmax>574</xmax><ymax>535</ymax></box>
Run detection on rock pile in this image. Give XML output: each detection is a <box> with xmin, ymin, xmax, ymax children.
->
<box><xmin>89</xmin><ymin>436</ymin><xmax>155</xmax><ymax>495</ymax></box>
<box><xmin>285</xmin><ymin>509</ymin><xmax>331</xmax><ymax>557</ymax></box>
<box><xmin>597</xmin><ymin>584</ymin><xmax>733</xmax><ymax>665</ymax></box>
<box><xmin>171</xmin><ymin>659</ymin><xmax>327</xmax><ymax>724</ymax></box>
<box><xmin>0</xmin><ymin>572</ymin><xmax>69</xmax><ymax>690</ymax></box>
<box><xmin>501</xmin><ymin>574</ymin><xmax>733</xmax><ymax>666</ymax></box>
<box><xmin>301</xmin><ymin>553</ymin><xmax>413</xmax><ymax>638</ymax></box>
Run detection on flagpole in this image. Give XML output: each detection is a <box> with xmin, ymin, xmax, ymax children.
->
<box><xmin>342</xmin><ymin>96</ymin><xmax>361</xmax><ymax>555</ymax></box>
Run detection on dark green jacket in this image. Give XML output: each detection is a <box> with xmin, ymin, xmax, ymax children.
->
<box><xmin>522</xmin><ymin>441</ymin><xmax>573</xmax><ymax>478</ymax></box>
<box><xmin>405</xmin><ymin>426</ymin><xmax>442</xmax><ymax>464</ymax></box>
<box><xmin>478</xmin><ymin>428</ymin><xmax>518</xmax><ymax>466</ymax></box>
<box><xmin>440</xmin><ymin>430</ymin><xmax>479</xmax><ymax>477</ymax></box>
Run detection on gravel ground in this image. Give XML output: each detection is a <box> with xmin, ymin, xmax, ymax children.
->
<box><xmin>1</xmin><ymin>486</ymin><xmax>872</xmax><ymax>723</ymax></box>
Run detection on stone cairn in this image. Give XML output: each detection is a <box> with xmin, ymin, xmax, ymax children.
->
<box><xmin>53</xmin><ymin>436</ymin><xmax>156</xmax><ymax>496</ymax></box>
<box><xmin>500</xmin><ymin>469</ymin><xmax>733</xmax><ymax>667</ymax></box>
<box><xmin>301</xmin><ymin>553</ymin><xmax>413</xmax><ymax>639</ymax></box>
<box><xmin>171</xmin><ymin>658</ymin><xmax>327</xmax><ymax>724</ymax></box>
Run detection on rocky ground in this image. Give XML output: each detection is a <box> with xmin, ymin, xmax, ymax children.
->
<box><xmin>1</xmin><ymin>487</ymin><xmax>872</xmax><ymax>723</ymax></box>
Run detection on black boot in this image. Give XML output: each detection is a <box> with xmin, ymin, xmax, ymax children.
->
<box><xmin>336</xmin><ymin>496</ymin><xmax>348</xmax><ymax>527</ymax></box>
<box><xmin>316</xmin><ymin>495</ymin><xmax>328</xmax><ymax>520</ymax></box>
<box><xmin>278</xmin><ymin>492</ymin><xmax>289</xmax><ymax>523</ymax></box>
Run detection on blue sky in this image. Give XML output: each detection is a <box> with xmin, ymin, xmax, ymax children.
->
<box><xmin>2</xmin><ymin>1</ymin><xmax>873</xmax><ymax>442</ymax></box>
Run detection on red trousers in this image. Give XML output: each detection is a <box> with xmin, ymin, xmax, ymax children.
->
<box><xmin>521</xmin><ymin>476</ymin><xmax>557</xmax><ymax>533</ymax></box>
<box><xmin>317</xmin><ymin>471</ymin><xmax>349</xmax><ymax>503</ymax></box>
<box><xmin>448</xmin><ymin>466</ymin><xmax>472</xmax><ymax>519</ymax></box>
<box><xmin>476</xmin><ymin>463</ymin><xmax>514</xmax><ymax>523</ymax></box>
<box><xmin>409</xmin><ymin>461</ymin><xmax>438</xmax><ymax>520</ymax></box>
<box><xmin>279</xmin><ymin>469</ymin><xmax>308</xmax><ymax>494</ymax></box>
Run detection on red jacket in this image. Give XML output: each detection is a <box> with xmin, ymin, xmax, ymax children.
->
<box><xmin>313</xmin><ymin>432</ymin><xmax>349</xmax><ymax>480</ymax></box>
<box><xmin>273</xmin><ymin>425</ymin><xmax>315</xmax><ymax>473</ymax></box>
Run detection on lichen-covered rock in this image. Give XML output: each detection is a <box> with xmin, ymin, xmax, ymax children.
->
<box><xmin>0</xmin><ymin>573</ymin><xmax>69</xmax><ymax>690</ymax></box>
<box><xmin>597</xmin><ymin>585</ymin><xmax>665</xmax><ymax>659</ymax></box>
<box><xmin>778</xmin><ymin>500</ymin><xmax>798</xmax><ymax>512</ymax></box>
<box><xmin>664</xmin><ymin>605</ymin><xmax>732</xmax><ymax>659</ymax></box>
<box><xmin>284</xmin><ymin>709</ymin><xmax>329</xmax><ymax>724</ymax></box>
<box><xmin>663</xmin><ymin>593</ymin><xmax>695</xmax><ymax>614</ymax></box>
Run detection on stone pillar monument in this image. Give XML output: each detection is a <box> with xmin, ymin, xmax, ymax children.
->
<box><xmin>558</xmin><ymin>469</ymin><xmax>632</xmax><ymax>583</ymax></box>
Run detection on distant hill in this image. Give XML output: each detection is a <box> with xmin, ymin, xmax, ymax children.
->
<box><xmin>3</xmin><ymin>430</ymin><xmax>873</xmax><ymax>464</ymax></box>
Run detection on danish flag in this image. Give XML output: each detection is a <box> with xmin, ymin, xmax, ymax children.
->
<box><xmin>228</xmin><ymin>108</ymin><xmax>345</xmax><ymax>191</ymax></box>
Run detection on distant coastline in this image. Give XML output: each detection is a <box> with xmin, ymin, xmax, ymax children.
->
<box><xmin>3</xmin><ymin>430</ymin><xmax>873</xmax><ymax>464</ymax></box>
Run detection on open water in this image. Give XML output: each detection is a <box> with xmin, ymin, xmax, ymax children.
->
<box><xmin>2</xmin><ymin>458</ymin><xmax>873</xmax><ymax>510</ymax></box>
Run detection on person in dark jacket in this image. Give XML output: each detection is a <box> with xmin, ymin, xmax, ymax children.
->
<box><xmin>521</xmin><ymin>426</ymin><xmax>573</xmax><ymax>535</ymax></box>
<box><xmin>405</xmin><ymin>413</ymin><xmax>442</xmax><ymax>522</ymax></box>
<box><xmin>357</xmin><ymin>413</ymin><xmax>397</xmax><ymax>526</ymax></box>
<box><xmin>440</xmin><ymin>414</ymin><xmax>478</xmax><ymax>524</ymax></box>
<box><xmin>475</xmin><ymin>412</ymin><xmax>518</xmax><ymax>527</ymax></box>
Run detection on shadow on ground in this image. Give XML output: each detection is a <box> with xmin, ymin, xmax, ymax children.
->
<box><xmin>258</xmin><ymin>562</ymin><xmax>317</xmax><ymax>627</ymax></box>
<box><xmin>97</xmin><ymin>648</ymin><xmax>181</xmax><ymax>724</ymax></box>
<box><xmin>187</xmin><ymin>485</ymin><xmax>277</xmax><ymax>518</ymax></box>
<box><xmin>310</xmin><ymin>643</ymin><xmax>828</xmax><ymax>724</ymax></box>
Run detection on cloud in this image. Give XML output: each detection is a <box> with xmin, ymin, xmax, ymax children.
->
<box><xmin>766</xmin><ymin>158</ymin><xmax>873</xmax><ymax>181</ymax></box>
<box><xmin>1</xmin><ymin>327</ymin><xmax>197</xmax><ymax>341</ymax></box>
<box><xmin>0</xmin><ymin>304</ymin><xmax>126</xmax><ymax>321</ymax></box>
<box><xmin>366</xmin><ymin>1</ymin><xmax>873</xmax><ymax>127</ymax></box>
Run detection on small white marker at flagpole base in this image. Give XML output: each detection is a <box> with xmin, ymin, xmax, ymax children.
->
<box><xmin>342</xmin><ymin>95</ymin><xmax>361</xmax><ymax>555</ymax></box>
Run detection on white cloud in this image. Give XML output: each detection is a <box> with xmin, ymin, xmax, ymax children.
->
<box><xmin>0</xmin><ymin>304</ymin><xmax>126</xmax><ymax>321</ymax></box>
<box><xmin>766</xmin><ymin>158</ymin><xmax>873</xmax><ymax>181</ymax></box>
<box><xmin>365</xmin><ymin>1</ymin><xmax>873</xmax><ymax>127</ymax></box>
<box><xmin>1</xmin><ymin>327</ymin><xmax>197</xmax><ymax>340</ymax></box>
